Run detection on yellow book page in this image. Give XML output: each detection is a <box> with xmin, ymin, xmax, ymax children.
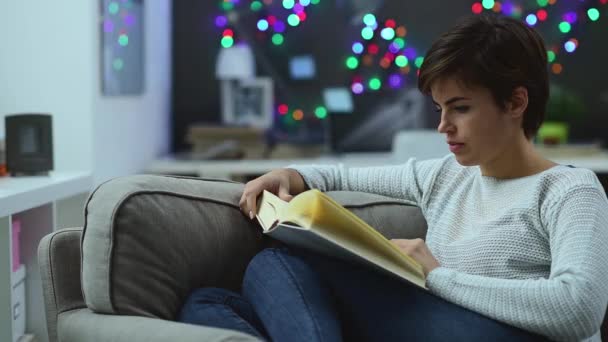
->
<box><xmin>282</xmin><ymin>190</ymin><xmax>425</xmax><ymax>281</ymax></box>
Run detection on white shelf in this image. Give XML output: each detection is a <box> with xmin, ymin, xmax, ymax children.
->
<box><xmin>1</xmin><ymin>171</ymin><xmax>92</xmax><ymax>342</ymax></box>
<box><xmin>550</xmin><ymin>154</ymin><xmax>608</xmax><ymax>173</ymax></box>
<box><xmin>0</xmin><ymin>171</ymin><xmax>92</xmax><ymax>217</ymax></box>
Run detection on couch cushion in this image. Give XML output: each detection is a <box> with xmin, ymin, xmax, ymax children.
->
<box><xmin>81</xmin><ymin>175</ymin><xmax>427</xmax><ymax>321</ymax></box>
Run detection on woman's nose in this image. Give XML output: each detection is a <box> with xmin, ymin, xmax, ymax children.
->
<box><xmin>437</xmin><ymin>114</ymin><xmax>452</xmax><ymax>134</ymax></box>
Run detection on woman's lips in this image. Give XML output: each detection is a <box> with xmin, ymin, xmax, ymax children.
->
<box><xmin>449</xmin><ymin>143</ymin><xmax>465</xmax><ymax>153</ymax></box>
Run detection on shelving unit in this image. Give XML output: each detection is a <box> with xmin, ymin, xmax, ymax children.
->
<box><xmin>0</xmin><ymin>171</ymin><xmax>92</xmax><ymax>342</ymax></box>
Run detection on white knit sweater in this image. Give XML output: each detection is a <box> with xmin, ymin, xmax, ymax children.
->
<box><xmin>288</xmin><ymin>154</ymin><xmax>608</xmax><ymax>341</ymax></box>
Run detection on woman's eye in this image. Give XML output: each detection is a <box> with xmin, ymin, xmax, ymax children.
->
<box><xmin>434</xmin><ymin>107</ymin><xmax>442</xmax><ymax>113</ymax></box>
<box><xmin>454</xmin><ymin>106</ymin><xmax>470</xmax><ymax>113</ymax></box>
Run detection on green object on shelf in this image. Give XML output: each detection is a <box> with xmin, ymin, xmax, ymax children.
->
<box><xmin>537</xmin><ymin>121</ymin><xmax>569</xmax><ymax>145</ymax></box>
<box><xmin>546</xmin><ymin>83</ymin><xmax>586</xmax><ymax>123</ymax></box>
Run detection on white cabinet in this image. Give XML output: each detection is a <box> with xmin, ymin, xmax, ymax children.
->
<box><xmin>0</xmin><ymin>172</ymin><xmax>92</xmax><ymax>342</ymax></box>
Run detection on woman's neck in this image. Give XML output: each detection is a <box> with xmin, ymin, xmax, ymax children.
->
<box><xmin>480</xmin><ymin>137</ymin><xmax>557</xmax><ymax>179</ymax></box>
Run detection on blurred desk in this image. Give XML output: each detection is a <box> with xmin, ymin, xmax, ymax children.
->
<box><xmin>146</xmin><ymin>152</ymin><xmax>395</xmax><ymax>180</ymax></box>
<box><xmin>146</xmin><ymin>150</ymin><xmax>608</xmax><ymax>181</ymax></box>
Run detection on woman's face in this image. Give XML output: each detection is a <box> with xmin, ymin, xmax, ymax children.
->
<box><xmin>431</xmin><ymin>77</ymin><xmax>523</xmax><ymax>167</ymax></box>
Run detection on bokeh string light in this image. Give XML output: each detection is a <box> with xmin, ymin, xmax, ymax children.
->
<box><xmin>346</xmin><ymin>14</ymin><xmax>424</xmax><ymax>94</ymax></box>
<box><xmin>471</xmin><ymin>0</ymin><xmax>607</xmax><ymax>74</ymax></box>
<box><xmin>215</xmin><ymin>0</ymin><xmax>321</xmax><ymax>48</ymax></box>
<box><xmin>275</xmin><ymin>102</ymin><xmax>329</xmax><ymax>123</ymax></box>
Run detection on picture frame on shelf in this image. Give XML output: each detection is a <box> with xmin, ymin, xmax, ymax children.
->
<box><xmin>221</xmin><ymin>77</ymin><xmax>274</xmax><ymax>129</ymax></box>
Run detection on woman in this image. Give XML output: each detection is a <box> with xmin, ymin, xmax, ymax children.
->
<box><xmin>179</xmin><ymin>14</ymin><xmax>608</xmax><ymax>341</ymax></box>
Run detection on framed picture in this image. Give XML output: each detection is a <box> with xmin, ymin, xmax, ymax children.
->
<box><xmin>221</xmin><ymin>77</ymin><xmax>274</xmax><ymax>129</ymax></box>
<box><xmin>100</xmin><ymin>0</ymin><xmax>145</xmax><ymax>95</ymax></box>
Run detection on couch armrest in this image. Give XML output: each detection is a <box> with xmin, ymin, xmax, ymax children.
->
<box><xmin>38</xmin><ymin>228</ymin><xmax>86</xmax><ymax>342</ymax></box>
<box><xmin>57</xmin><ymin>308</ymin><xmax>261</xmax><ymax>342</ymax></box>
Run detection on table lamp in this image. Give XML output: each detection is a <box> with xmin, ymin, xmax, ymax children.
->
<box><xmin>215</xmin><ymin>44</ymin><xmax>255</xmax><ymax>80</ymax></box>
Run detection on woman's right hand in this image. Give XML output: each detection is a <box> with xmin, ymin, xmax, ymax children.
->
<box><xmin>239</xmin><ymin>168</ymin><xmax>306</xmax><ymax>220</ymax></box>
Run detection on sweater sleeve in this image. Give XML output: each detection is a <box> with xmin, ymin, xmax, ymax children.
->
<box><xmin>286</xmin><ymin>156</ymin><xmax>447</xmax><ymax>208</ymax></box>
<box><xmin>426</xmin><ymin>185</ymin><xmax>608</xmax><ymax>341</ymax></box>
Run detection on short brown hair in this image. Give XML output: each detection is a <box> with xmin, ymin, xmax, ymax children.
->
<box><xmin>418</xmin><ymin>14</ymin><xmax>549</xmax><ymax>139</ymax></box>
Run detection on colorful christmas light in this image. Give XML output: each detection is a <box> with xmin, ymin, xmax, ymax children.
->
<box><xmin>215</xmin><ymin>0</ymin><xmax>321</xmax><ymax>48</ymax></box>
<box><xmin>352</xmin><ymin>42</ymin><xmax>364</xmax><ymax>54</ymax></box>
<box><xmin>346</xmin><ymin>14</ymin><xmax>423</xmax><ymax>94</ymax></box>
<box><xmin>471</xmin><ymin>0</ymin><xmax>608</xmax><ymax>74</ymax></box>
<box><xmin>588</xmin><ymin>8</ymin><xmax>600</xmax><ymax>21</ymax></box>
<box><xmin>526</xmin><ymin>14</ymin><xmax>538</xmax><ymax>26</ymax></box>
<box><xmin>564</xmin><ymin>39</ymin><xmax>577</xmax><ymax>53</ymax></box>
<box><xmin>275</xmin><ymin>104</ymin><xmax>329</xmax><ymax>122</ymax></box>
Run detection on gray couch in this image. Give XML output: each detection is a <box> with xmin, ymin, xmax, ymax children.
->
<box><xmin>38</xmin><ymin>174</ymin><xmax>608</xmax><ymax>341</ymax></box>
<box><xmin>38</xmin><ymin>174</ymin><xmax>430</xmax><ymax>342</ymax></box>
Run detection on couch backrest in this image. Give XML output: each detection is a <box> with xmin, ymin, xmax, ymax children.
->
<box><xmin>80</xmin><ymin>175</ymin><xmax>427</xmax><ymax>321</ymax></box>
<box><xmin>326</xmin><ymin>191</ymin><xmax>427</xmax><ymax>240</ymax></box>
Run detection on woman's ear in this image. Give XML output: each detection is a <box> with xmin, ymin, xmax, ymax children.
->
<box><xmin>508</xmin><ymin>86</ymin><xmax>529</xmax><ymax>119</ymax></box>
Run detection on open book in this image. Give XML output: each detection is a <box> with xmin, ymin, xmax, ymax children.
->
<box><xmin>255</xmin><ymin>189</ymin><xmax>427</xmax><ymax>289</ymax></box>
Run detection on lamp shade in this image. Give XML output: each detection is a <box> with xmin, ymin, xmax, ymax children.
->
<box><xmin>215</xmin><ymin>44</ymin><xmax>255</xmax><ymax>79</ymax></box>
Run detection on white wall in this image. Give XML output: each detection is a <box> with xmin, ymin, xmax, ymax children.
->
<box><xmin>0</xmin><ymin>1</ymin><xmax>172</xmax><ymax>185</ymax></box>
<box><xmin>0</xmin><ymin>1</ymin><xmax>96</xmax><ymax>172</ymax></box>
<box><xmin>92</xmin><ymin>1</ymin><xmax>172</xmax><ymax>185</ymax></box>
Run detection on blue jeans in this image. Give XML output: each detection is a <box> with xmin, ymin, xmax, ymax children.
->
<box><xmin>179</xmin><ymin>248</ymin><xmax>547</xmax><ymax>341</ymax></box>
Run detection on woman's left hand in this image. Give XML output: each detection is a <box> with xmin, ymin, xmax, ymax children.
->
<box><xmin>390</xmin><ymin>238</ymin><xmax>440</xmax><ymax>277</ymax></box>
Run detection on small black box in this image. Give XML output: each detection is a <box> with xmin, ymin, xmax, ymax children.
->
<box><xmin>5</xmin><ymin>114</ymin><xmax>54</xmax><ymax>176</ymax></box>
